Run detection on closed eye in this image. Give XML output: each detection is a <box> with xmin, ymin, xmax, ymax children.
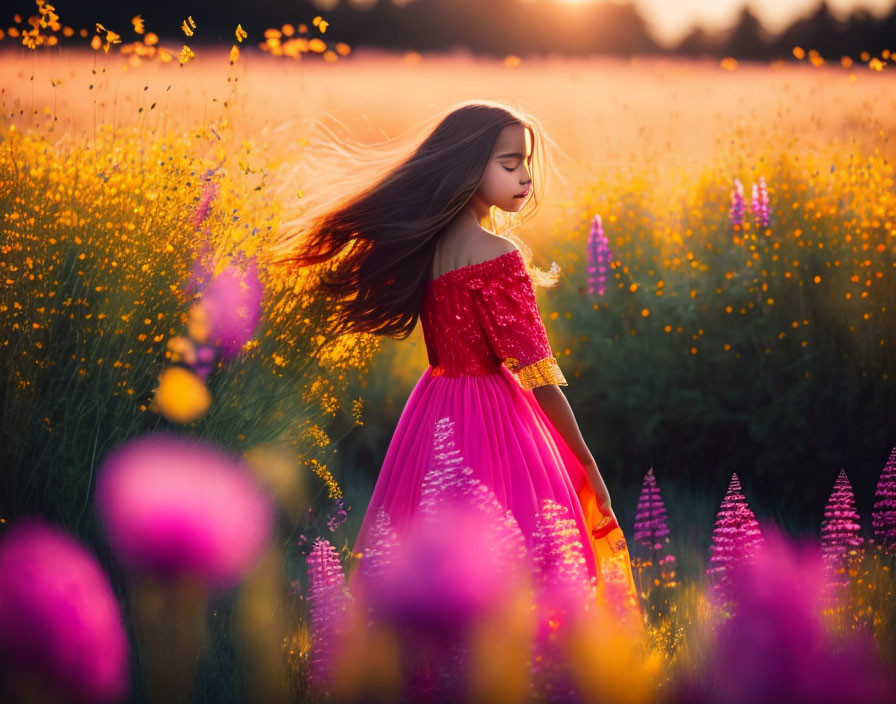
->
<box><xmin>503</xmin><ymin>155</ymin><xmax>532</xmax><ymax>171</ymax></box>
<box><xmin>503</xmin><ymin>158</ymin><xmax>532</xmax><ymax>172</ymax></box>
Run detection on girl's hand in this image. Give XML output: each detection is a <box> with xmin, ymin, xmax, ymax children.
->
<box><xmin>581</xmin><ymin>457</ymin><xmax>620</xmax><ymax>537</ymax></box>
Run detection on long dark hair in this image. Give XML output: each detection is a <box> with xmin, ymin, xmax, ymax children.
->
<box><xmin>272</xmin><ymin>99</ymin><xmax>564</xmax><ymax>342</ymax></box>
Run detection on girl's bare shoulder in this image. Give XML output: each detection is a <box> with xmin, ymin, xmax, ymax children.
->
<box><xmin>466</xmin><ymin>231</ymin><xmax>518</xmax><ymax>261</ymax></box>
<box><xmin>435</xmin><ymin>223</ymin><xmax>517</xmax><ymax>273</ymax></box>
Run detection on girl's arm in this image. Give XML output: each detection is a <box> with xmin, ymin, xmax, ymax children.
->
<box><xmin>531</xmin><ymin>384</ymin><xmax>614</xmax><ymax>511</ymax></box>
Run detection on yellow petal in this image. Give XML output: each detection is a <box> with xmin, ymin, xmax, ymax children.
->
<box><xmin>152</xmin><ymin>367</ymin><xmax>211</xmax><ymax>423</ymax></box>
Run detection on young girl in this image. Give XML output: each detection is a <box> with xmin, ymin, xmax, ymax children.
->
<box><xmin>278</xmin><ymin>100</ymin><xmax>641</xmax><ymax>622</ymax></box>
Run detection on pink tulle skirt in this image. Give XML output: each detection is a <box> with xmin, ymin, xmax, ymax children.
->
<box><xmin>352</xmin><ymin>365</ymin><xmax>641</xmax><ymax>616</ymax></box>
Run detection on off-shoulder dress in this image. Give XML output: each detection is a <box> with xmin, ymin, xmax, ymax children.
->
<box><xmin>351</xmin><ymin>248</ymin><xmax>641</xmax><ymax>617</ymax></box>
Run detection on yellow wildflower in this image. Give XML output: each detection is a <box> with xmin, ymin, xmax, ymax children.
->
<box><xmin>178</xmin><ymin>45</ymin><xmax>195</xmax><ymax>65</ymax></box>
<box><xmin>150</xmin><ymin>366</ymin><xmax>211</xmax><ymax>423</ymax></box>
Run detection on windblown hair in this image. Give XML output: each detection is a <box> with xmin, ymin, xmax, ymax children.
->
<box><xmin>271</xmin><ymin>99</ymin><xmax>566</xmax><ymax>342</ymax></box>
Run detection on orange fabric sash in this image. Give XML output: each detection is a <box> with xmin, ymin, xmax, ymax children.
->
<box><xmin>576</xmin><ymin>479</ymin><xmax>647</xmax><ymax>641</ymax></box>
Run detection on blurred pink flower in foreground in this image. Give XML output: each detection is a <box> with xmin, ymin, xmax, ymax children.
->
<box><xmin>689</xmin><ymin>524</ymin><xmax>896</xmax><ymax>704</ymax></box>
<box><xmin>362</xmin><ymin>500</ymin><xmax>518</xmax><ymax>638</ymax></box>
<box><xmin>95</xmin><ymin>433</ymin><xmax>275</xmax><ymax>589</ymax></box>
<box><xmin>0</xmin><ymin>517</ymin><xmax>129</xmax><ymax>704</ymax></box>
<box><xmin>200</xmin><ymin>257</ymin><xmax>264</xmax><ymax>360</ymax></box>
<box><xmin>356</xmin><ymin>417</ymin><xmax>529</xmax><ymax>639</ymax></box>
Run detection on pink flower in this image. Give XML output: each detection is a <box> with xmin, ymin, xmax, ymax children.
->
<box><xmin>751</xmin><ymin>175</ymin><xmax>770</xmax><ymax>229</ymax></box>
<box><xmin>94</xmin><ymin>433</ymin><xmax>275</xmax><ymax>589</ymax></box>
<box><xmin>0</xmin><ymin>518</ymin><xmax>129</xmax><ymax>703</ymax></box>
<box><xmin>586</xmin><ymin>214</ymin><xmax>613</xmax><ymax>297</ymax></box>
<box><xmin>357</xmin><ymin>417</ymin><xmax>528</xmax><ymax>638</ymax></box>
<box><xmin>306</xmin><ymin>537</ymin><xmax>351</xmax><ymax>691</ymax></box>
<box><xmin>200</xmin><ymin>257</ymin><xmax>264</xmax><ymax>360</ymax></box>
<box><xmin>729</xmin><ymin>178</ymin><xmax>745</xmax><ymax>227</ymax></box>
<box><xmin>872</xmin><ymin>446</ymin><xmax>896</xmax><ymax>555</ymax></box>
<box><xmin>633</xmin><ymin>466</ymin><xmax>670</xmax><ymax>550</ymax></box>
<box><xmin>362</xmin><ymin>501</ymin><xmax>514</xmax><ymax>638</ymax></box>
<box><xmin>821</xmin><ymin>469</ymin><xmax>864</xmax><ymax>596</ymax></box>
<box><xmin>706</xmin><ymin>473</ymin><xmax>764</xmax><ymax>607</ymax></box>
<box><xmin>693</xmin><ymin>525</ymin><xmax>896</xmax><ymax>704</ymax></box>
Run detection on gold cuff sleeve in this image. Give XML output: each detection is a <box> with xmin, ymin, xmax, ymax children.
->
<box><xmin>505</xmin><ymin>356</ymin><xmax>568</xmax><ymax>390</ymax></box>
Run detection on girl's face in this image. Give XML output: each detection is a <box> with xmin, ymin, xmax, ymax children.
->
<box><xmin>474</xmin><ymin>123</ymin><xmax>533</xmax><ymax>213</ymax></box>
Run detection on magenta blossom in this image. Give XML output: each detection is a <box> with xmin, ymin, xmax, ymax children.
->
<box><xmin>94</xmin><ymin>433</ymin><xmax>275</xmax><ymax>589</ymax></box>
<box><xmin>633</xmin><ymin>466</ymin><xmax>670</xmax><ymax>551</ymax></box>
<box><xmin>354</xmin><ymin>417</ymin><xmax>529</xmax><ymax>637</ymax></box>
<box><xmin>729</xmin><ymin>178</ymin><xmax>745</xmax><ymax>227</ymax></box>
<box><xmin>306</xmin><ymin>537</ymin><xmax>352</xmax><ymax>691</ymax></box>
<box><xmin>751</xmin><ymin>175</ymin><xmax>770</xmax><ymax>229</ymax></box>
<box><xmin>200</xmin><ymin>257</ymin><xmax>264</xmax><ymax>360</ymax></box>
<box><xmin>872</xmin><ymin>446</ymin><xmax>896</xmax><ymax>554</ymax></box>
<box><xmin>820</xmin><ymin>469</ymin><xmax>864</xmax><ymax>596</ymax></box>
<box><xmin>360</xmin><ymin>500</ymin><xmax>523</xmax><ymax>639</ymax></box>
<box><xmin>694</xmin><ymin>524</ymin><xmax>896</xmax><ymax>704</ymax></box>
<box><xmin>586</xmin><ymin>214</ymin><xmax>613</xmax><ymax>297</ymax></box>
<box><xmin>0</xmin><ymin>518</ymin><xmax>130</xmax><ymax>704</ymax></box>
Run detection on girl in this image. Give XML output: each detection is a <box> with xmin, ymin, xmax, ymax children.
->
<box><xmin>277</xmin><ymin>99</ymin><xmax>640</xmax><ymax>620</ymax></box>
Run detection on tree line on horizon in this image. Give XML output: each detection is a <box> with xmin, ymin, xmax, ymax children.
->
<box><xmin>29</xmin><ymin>0</ymin><xmax>896</xmax><ymax>60</ymax></box>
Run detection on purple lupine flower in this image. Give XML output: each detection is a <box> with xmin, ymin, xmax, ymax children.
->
<box><xmin>191</xmin><ymin>180</ymin><xmax>219</xmax><ymax>231</ymax></box>
<box><xmin>530</xmin><ymin>499</ymin><xmax>592</xmax><ymax>703</ymax></box>
<box><xmin>353</xmin><ymin>499</ymin><xmax>518</xmax><ymax>703</ymax></box>
<box><xmin>306</xmin><ymin>537</ymin><xmax>352</xmax><ymax>693</ymax></box>
<box><xmin>751</xmin><ymin>175</ymin><xmax>770</xmax><ymax>229</ymax></box>
<box><xmin>346</xmin><ymin>417</ymin><xmax>534</xmax><ymax>701</ymax></box>
<box><xmin>631</xmin><ymin>467</ymin><xmax>676</xmax><ymax>607</ymax></box>
<box><xmin>362</xmin><ymin>499</ymin><xmax>516</xmax><ymax>637</ymax></box>
<box><xmin>199</xmin><ymin>256</ymin><xmax>264</xmax><ymax>360</ymax></box>
<box><xmin>729</xmin><ymin>179</ymin><xmax>745</xmax><ymax>227</ymax></box>
<box><xmin>94</xmin><ymin>433</ymin><xmax>275</xmax><ymax>589</ymax></box>
<box><xmin>0</xmin><ymin>518</ymin><xmax>130</xmax><ymax>704</ymax></box>
<box><xmin>872</xmin><ymin>446</ymin><xmax>896</xmax><ymax>555</ymax></box>
<box><xmin>327</xmin><ymin>496</ymin><xmax>348</xmax><ymax>532</ymax></box>
<box><xmin>820</xmin><ymin>469</ymin><xmax>864</xmax><ymax>597</ymax></box>
<box><xmin>586</xmin><ymin>214</ymin><xmax>613</xmax><ymax>297</ymax></box>
<box><xmin>691</xmin><ymin>525</ymin><xmax>896</xmax><ymax>704</ymax></box>
<box><xmin>418</xmin><ymin>417</ymin><xmax>528</xmax><ymax>562</ymax></box>
<box><xmin>362</xmin><ymin>417</ymin><xmax>526</xmax><ymax>638</ymax></box>
<box><xmin>356</xmin><ymin>506</ymin><xmax>401</xmax><ymax>588</ymax></box>
<box><xmin>706</xmin><ymin>474</ymin><xmax>765</xmax><ymax>607</ymax></box>
<box><xmin>531</xmin><ymin>499</ymin><xmax>592</xmax><ymax>616</ymax></box>
<box><xmin>633</xmin><ymin>467</ymin><xmax>670</xmax><ymax>551</ymax></box>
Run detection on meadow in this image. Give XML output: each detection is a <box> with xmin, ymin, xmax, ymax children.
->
<box><xmin>1</xmin><ymin>12</ymin><xmax>896</xmax><ymax>702</ymax></box>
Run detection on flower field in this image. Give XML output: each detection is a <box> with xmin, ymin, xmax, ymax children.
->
<box><xmin>1</xmin><ymin>4</ymin><xmax>896</xmax><ymax>702</ymax></box>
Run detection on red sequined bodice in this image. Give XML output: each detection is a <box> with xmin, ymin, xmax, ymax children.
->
<box><xmin>420</xmin><ymin>249</ymin><xmax>567</xmax><ymax>390</ymax></box>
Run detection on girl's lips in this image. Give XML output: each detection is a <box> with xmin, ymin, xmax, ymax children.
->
<box><xmin>514</xmin><ymin>188</ymin><xmax>531</xmax><ymax>198</ymax></box>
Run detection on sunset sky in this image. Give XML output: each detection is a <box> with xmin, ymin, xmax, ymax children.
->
<box><xmin>313</xmin><ymin>1</ymin><xmax>896</xmax><ymax>48</ymax></box>
<box><xmin>604</xmin><ymin>0</ymin><xmax>895</xmax><ymax>46</ymax></box>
